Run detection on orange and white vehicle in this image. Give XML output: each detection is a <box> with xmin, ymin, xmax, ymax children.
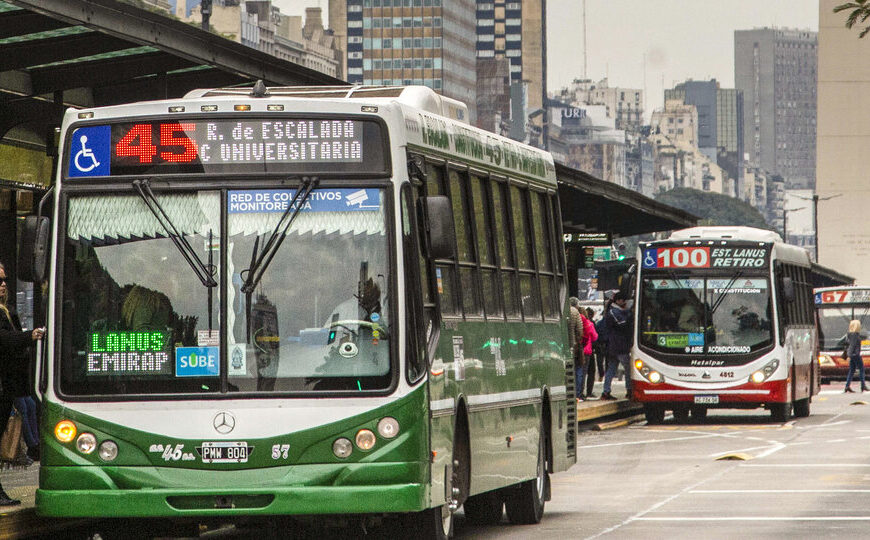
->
<box><xmin>631</xmin><ymin>227</ymin><xmax>819</xmax><ymax>423</ymax></box>
<box><xmin>814</xmin><ymin>286</ymin><xmax>870</xmax><ymax>381</ymax></box>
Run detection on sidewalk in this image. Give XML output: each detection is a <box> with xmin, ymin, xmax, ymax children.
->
<box><xmin>574</xmin><ymin>376</ymin><xmax>643</xmax><ymax>424</ymax></box>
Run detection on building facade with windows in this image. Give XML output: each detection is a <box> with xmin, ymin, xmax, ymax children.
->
<box><xmin>555</xmin><ymin>78</ymin><xmax>644</xmax><ymax>133</ymax></box>
<box><xmin>735</xmin><ymin>27</ymin><xmax>817</xmax><ymax>190</ymax></box>
<box><xmin>331</xmin><ymin>0</ymin><xmax>477</xmax><ymax>121</ymax></box>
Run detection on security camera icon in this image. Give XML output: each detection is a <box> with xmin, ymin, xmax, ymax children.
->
<box><xmin>346</xmin><ymin>189</ymin><xmax>369</xmax><ymax>207</ymax></box>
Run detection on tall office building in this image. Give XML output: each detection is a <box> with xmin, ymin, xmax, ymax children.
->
<box><xmin>734</xmin><ymin>28</ymin><xmax>817</xmax><ymax>190</ymax></box>
<box><xmin>475</xmin><ymin>0</ymin><xmax>545</xmax><ymax>141</ymax></box>
<box><xmin>330</xmin><ymin>0</ymin><xmax>477</xmax><ymax>121</ymax></box>
<box><xmin>664</xmin><ymin>80</ymin><xmax>744</xmax><ymax>196</ymax></box>
<box><xmin>817</xmin><ymin>0</ymin><xmax>870</xmax><ymax>281</ymax></box>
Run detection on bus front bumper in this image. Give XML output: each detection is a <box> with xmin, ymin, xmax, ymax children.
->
<box><xmin>633</xmin><ymin>379</ymin><xmax>788</xmax><ymax>404</ymax></box>
<box><xmin>36</xmin><ymin>463</ymin><xmax>428</xmax><ymax>518</ymax></box>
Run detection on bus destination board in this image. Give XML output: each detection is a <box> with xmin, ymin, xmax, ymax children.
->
<box><xmin>66</xmin><ymin>118</ymin><xmax>384</xmax><ymax>177</ymax></box>
<box><xmin>642</xmin><ymin>246</ymin><xmax>770</xmax><ymax>269</ymax></box>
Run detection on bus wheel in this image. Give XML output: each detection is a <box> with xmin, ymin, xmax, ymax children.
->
<box><xmin>413</xmin><ymin>505</ymin><xmax>453</xmax><ymax>540</ymax></box>
<box><xmin>793</xmin><ymin>397</ymin><xmax>811</xmax><ymax>418</ymax></box>
<box><xmin>689</xmin><ymin>406</ymin><xmax>707</xmax><ymax>422</ymax></box>
<box><xmin>672</xmin><ymin>407</ymin><xmax>690</xmax><ymax>424</ymax></box>
<box><xmin>463</xmin><ymin>490</ymin><xmax>504</xmax><ymax>525</ymax></box>
<box><xmin>504</xmin><ymin>421</ymin><xmax>547</xmax><ymax>524</ymax></box>
<box><xmin>770</xmin><ymin>401</ymin><xmax>792</xmax><ymax>422</ymax></box>
<box><xmin>644</xmin><ymin>404</ymin><xmax>665</xmax><ymax>424</ymax></box>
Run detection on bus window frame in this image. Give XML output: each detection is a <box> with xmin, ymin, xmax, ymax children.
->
<box><xmin>52</xmin><ymin>177</ymin><xmax>401</xmax><ymax>402</ymax></box>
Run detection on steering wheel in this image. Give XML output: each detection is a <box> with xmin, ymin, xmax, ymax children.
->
<box><xmin>326</xmin><ymin>319</ymin><xmax>389</xmax><ymax>339</ymax></box>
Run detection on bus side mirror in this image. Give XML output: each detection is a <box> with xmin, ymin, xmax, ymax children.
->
<box><xmin>782</xmin><ymin>276</ymin><xmax>796</xmax><ymax>303</ymax></box>
<box><xmin>423</xmin><ymin>196</ymin><xmax>455</xmax><ymax>260</ymax></box>
<box><xmin>18</xmin><ymin>216</ymin><xmax>51</xmax><ymax>283</ymax></box>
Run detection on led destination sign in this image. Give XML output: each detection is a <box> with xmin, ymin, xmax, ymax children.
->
<box><xmin>642</xmin><ymin>246</ymin><xmax>770</xmax><ymax>269</ymax></box>
<box><xmin>66</xmin><ymin>118</ymin><xmax>385</xmax><ymax>177</ymax></box>
<box><xmin>86</xmin><ymin>331</ymin><xmax>172</xmax><ymax>376</ymax></box>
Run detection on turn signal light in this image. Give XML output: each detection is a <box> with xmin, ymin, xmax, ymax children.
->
<box><xmin>55</xmin><ymin>420</ymin><xmax>77</xmax><ymax>443</ymax></box>
<box><xmin>634</xmin><ymin>359</ymin><xmax>664</xmax><ymax>384</ymax></box>
<box><xmin>355</xmin><ymin>429</ymin><xmax>376</xmax><ymax>451</ymax></box>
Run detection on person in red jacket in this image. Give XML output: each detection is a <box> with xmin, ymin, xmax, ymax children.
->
<box><xmin>581</xmin><ymin>308</ymin><xmax>599</xmax><ymax>398</ymax></box>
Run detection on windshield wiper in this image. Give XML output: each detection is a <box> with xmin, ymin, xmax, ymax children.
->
<box><xmin>710</xmin><ymin>271</ymin><xmax>744</xmax><ymax>315</ymax></box>
<box><xmin>133</xmin><ymin>179</ymin><xmax>217</xmax><ymax>287</ymax></box>
<box><xmin>241</xmin><ymin>176</ymin><xmax>319</xmax><ymax>294</ymax></box>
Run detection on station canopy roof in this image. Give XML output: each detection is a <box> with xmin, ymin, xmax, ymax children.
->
<box><xmin>0</xmin><ymin>0</ymin><xmax>344</xmax><ymax>146</ymax></box>
<box><xmin>556</xmin><ymin>162</ymin><xmax>698</xmax><ymax>237</ymax></box>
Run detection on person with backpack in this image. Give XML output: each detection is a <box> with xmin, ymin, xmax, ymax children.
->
<box><xmin>600</xmin><ymin>291</ymin><xmax>634</xmax><ymax>401</ymax></box>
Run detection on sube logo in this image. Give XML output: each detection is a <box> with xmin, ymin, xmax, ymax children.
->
<box><xmin>175</xmin><ymin>346</ymin><xmax>219</xmax><ymax>377</ymax></box>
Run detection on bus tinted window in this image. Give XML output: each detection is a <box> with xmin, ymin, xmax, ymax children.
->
<box><xmin>510</xmin><ymin>185</ymin><xmax>532</xmax><ymax>270</ymax></box>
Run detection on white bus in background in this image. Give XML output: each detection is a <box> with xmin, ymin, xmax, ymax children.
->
<box><xmin>632</xmin><ymin>226</ymin><xmax>819</xmax><ymax>423</ymax></box>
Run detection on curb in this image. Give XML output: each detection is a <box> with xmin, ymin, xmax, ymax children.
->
<box><xmin>593</xmin><ymin>414</ymin><xmax>646</xmax><ymax>431</ymax></box>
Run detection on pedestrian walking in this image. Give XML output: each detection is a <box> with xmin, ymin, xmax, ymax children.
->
<box><xmin>0</xmin><ymin>262</ymin><xmax>44</xmax><ymax>505</ymax></box>
<box><xmin>844</xmin><ymin>319</ymin><xmax>867</xmax><ymax>393</ymax></box>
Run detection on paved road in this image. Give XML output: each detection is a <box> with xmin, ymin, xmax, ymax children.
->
<box><xmin>459</xmin><ymin>383</ymin><xmax>870</xmax><ymax>539</ymax></box>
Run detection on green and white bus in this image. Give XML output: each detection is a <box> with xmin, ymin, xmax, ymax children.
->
<box><xmin>25</xmin><ymin>84</ymin><xmax>575</xmax><ymax>536</ymax></box>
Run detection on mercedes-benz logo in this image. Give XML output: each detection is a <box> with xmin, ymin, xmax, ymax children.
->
<box><xmin>213</xmin><ymin>411</ymin><xmax>236</xmax><ymax>434</ymax></box>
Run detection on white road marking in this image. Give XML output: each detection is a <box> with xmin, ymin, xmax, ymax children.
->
<box><xmin>740</xmin><ymin>463</ymin><xmax>870</xmax><ymax>467</ymax></box>
<box><xmin>636</xmin><ymin>516</ymin><xmax>870</xmax><ymax>521</ymax></box>
<box><xmin>753</xmin><ymin>442</ymin><xmax>786</xmax><ymax>458</ymax></box>
<box><xmin>577</xmin><ymin>432</ymin><xmax>725</xmax><ymax>449</ymax></box>
<box><xmin>690</xmin><ymin>489</ymin><xmax>870</xmax><ymax>494</ymax></box>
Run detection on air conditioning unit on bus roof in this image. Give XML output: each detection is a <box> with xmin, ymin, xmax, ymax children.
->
<box><xmin>669</xmin><ymin>226</ymin><xmax>783</xmax><ymax>243</ymax></box>
<box><xmin>187</xmin><ymin>84</ymin><xmax>470</xmax><ymax>124</ymax></box>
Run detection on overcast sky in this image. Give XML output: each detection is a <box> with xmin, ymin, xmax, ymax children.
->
<box><xmin>274</xmin><ymin>0</ymin><xmax>819</xmax><ymax>119</ymax></box>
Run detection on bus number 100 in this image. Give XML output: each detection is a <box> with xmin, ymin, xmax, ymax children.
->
<box><xmin>658</xmin><ymin>247</ymin><xmax>710</xmax><ymax>268</ymax></box>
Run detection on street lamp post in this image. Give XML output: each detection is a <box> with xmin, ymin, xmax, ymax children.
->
<box><xmin>793</xmin><ymin>193</ymin><xmax>842</xmax><ymax>262</ymax></box>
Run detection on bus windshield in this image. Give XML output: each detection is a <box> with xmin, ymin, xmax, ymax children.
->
<box><xmin>60</xmin><ymin>186</ymin><xmax>392</xmax><ymax>396</ymax></box>
<box><xmin>639</xmin><ymin>276</ymin><xmax>774</xmax><ymax>356</ymax></box>
<box><xmin>817</xmin><ymin>305</ymin><xmax>870</xmax><ymax>352</ymax></box>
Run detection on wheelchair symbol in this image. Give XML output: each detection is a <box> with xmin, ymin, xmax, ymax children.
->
<box><xmin>74</xmin><ymin>135</ymin><xmax>101</xmax><ymax>173</ymax></box>
<box><xmin>643</xmin><ymin>250</ymin><xmax>657</xmax><ymax>267</ymax></box>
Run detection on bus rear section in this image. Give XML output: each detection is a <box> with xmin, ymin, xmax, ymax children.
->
<box><xmin>631</xmin><ymin>227</ymin><xmax>818</xmax><ymax>423</ymax></box>
<box><xmin>815</xmin><ymin>287</ymin><xmax>870</xmax><ymax>381</ymax></box>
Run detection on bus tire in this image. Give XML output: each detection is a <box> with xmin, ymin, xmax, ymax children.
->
<box><xmin>504</xmin><ymin>420</ymin><xmax>547</xmax><ymax>525</ymax></box>
<box><xmin>689</xmin><ymin>406</ymin><xmax>707</xmax><ymax>422</ymax></box>
<box><xmin>672</xmin><ymin>407</ymin><xmax>690</xmax><ymax>424</ymax></box>
<box><xmin>463</xmin><ymin>490</ymin><xmax>504</xmax><ymax>525</ymax></box>
<box><xmin>793</xmin><ymin>397</ymin><xmax>811</xmax><ymax>418</ymax></box>
<box><xmin>770</xmin><ymin>401</ymin><xmax>792</xmax><ymax>422</ymax></box>
<box><xmin>413</xmin><ymin>505</ymin><xmax>453</xmax><ymax>540</ymax></box>
<box><xmin>644</xmin><ymin>404</ymin><xmax>665</xmax><ymax>424</ymax></box>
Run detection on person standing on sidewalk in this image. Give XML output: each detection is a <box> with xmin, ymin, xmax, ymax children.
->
<box><xmin>581</xmin><ymin>307</ymin><xmax>599</xmax><ymax>398</ymax></box>
<box><xmin>601</xmin><ymin>291</ymin><xmax>634</xmax><ymax>401</ymax></box>
<box><xmin>0</xmin><ymin>262</ymin><xmax>44</xmax><ymax>506</ymax></box>
<box><xmin>568</xmin><ymin>297</ymin><xmax>585</xmax><ymax>401</ymax></box>
<box><xmin>844</xmin><ymin>319</ymin><xmax>867</xmax><ymax>393</ymax></box>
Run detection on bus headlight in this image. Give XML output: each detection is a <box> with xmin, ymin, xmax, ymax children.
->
<box><xmin>76</xmin><ymin>433</ymin><xmax>97</xmax><ymax>454</ymax></box>
<box><xmin>54</xmin><ymin>420</ymin><xmax>76</xmax><ymax>443</ymax></box>
<box><xmin>750</xmin><ymin>359</ymin><xmax>780</xmax><ymax>384</ymax></box>
<box><xmin>634</xmin><ymin>359</ymin><xmax>664</xmax><ymax>384</ymax></box>
<box><xmin>377</xmin><ymin>417</ymin><xmax>400</xmax><ymax>439</ymax></box>
<box><xmin>355</xmin><ymin>429</ymin><xmax>377</xmax><ymax>451</ymax></box>
<box><xmin>98</xmin><ymin>440</ymin><xmax>119</xmax><ymax>461</ymax></box>
<box><xmin>333</xmin><ymin>438</ymin><xmax>353</xmax><ymax>459</ymax></box>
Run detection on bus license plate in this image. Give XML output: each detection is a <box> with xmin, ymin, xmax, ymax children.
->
<box><xmin>694</xmin><ymin>395</ymin><xmax>719</xmax><ymax>404</ymax></box>
<box><xmin>197</xmin><ymin>441</ymin><xmax>252</xmax><ymax>463</ymax></box>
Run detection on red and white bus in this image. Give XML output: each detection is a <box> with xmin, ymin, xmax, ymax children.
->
<box><xmin>631</xmin><ymin>227</ymin><xmax>819</xmax><ymax>423</ymax></box>
<box><xmin>815</xmin><ymin>286</ymin><xmax>870</xmax><ymax>381</ymax></box>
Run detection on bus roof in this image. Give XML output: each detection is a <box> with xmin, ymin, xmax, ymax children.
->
<box><xmin>669</xmin><ymin>226</ymin><xmax>783</xmax><ymax>243</ymax></box>
<box><xmin>67</xmin><ymin>83</ymin><xmax>557</xmax><ymax>187</ymax></box>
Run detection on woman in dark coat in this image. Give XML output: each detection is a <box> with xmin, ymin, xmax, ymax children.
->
<box><xmin>0</xmin><ymin>262</ymin><xmax>44</xmax><ymax>505</ymax></box>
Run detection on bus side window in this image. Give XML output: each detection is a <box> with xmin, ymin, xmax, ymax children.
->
<box><xmin>492</xmin><ymin>179</ymin><xmax>520</xmax><ymax>319</ymax></box>
<box><xmin>510</xmin><ymin>183</ymin><xmax>541</xmax><ymax>321</ymax></box>
<box><xmin>425</xmin><ymin>161</ymin><xmax>459</xmax><ymax>317</ymax></box>
<box><xmin>401</xmin><ymin>184</ymin><xmax>428</xmax><ymax>382</ymax></box>
<box><xmin>470</xmin><ymin>173</ymin><xmax>502</xmax><ymax>319</ymax></box>
<box><xmin>448</xmin><ymin>168</ymin><xmax>481</xmax><ymax>317</ymax></box>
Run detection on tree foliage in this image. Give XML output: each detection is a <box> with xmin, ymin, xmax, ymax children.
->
<box><xmin>834</xmin><ymin>0</ymin><xmax>870</xmax><ymax>38</ymax></box>
<box><xmin>654</xmin><ymin>188</ymin><xmax>772</xmax><ymax>229</ymax></box>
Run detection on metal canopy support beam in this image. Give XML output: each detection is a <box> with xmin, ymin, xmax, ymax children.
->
<box><xmin>29</xmin><ymin>51</ymin><xmax>196</xmax><ymax>94</ymax></box>
<box><xmin>0</xmin><ymin>9</ymin><xmax>66</xmax><ymax>38</ymax></box>
<box><xmin>7</xmin><ymin>0</ymin><xmax>345</xmax><ymax>86</ymax></box>
<box><xmin>0</xmin><ymin>32</ymin><xmax>134</xmax><ymax>72</ymax></box>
